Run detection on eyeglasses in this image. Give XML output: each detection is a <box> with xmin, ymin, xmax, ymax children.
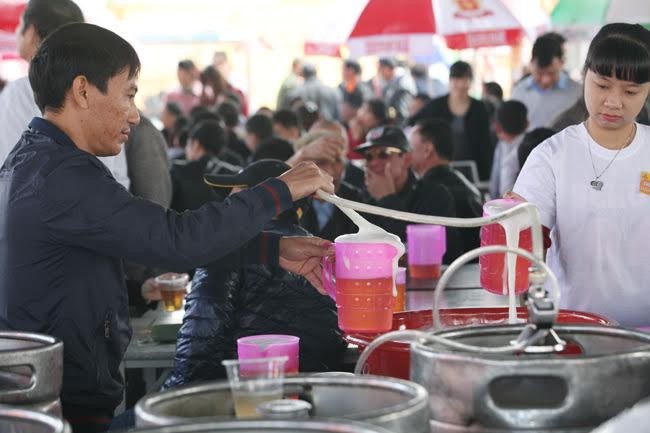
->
<box><xmin>363</xmin><ymin>147</ymin><xmax>402</xmax><ymax>162</ymax></box>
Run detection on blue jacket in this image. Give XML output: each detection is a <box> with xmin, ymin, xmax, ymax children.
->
<box><xmin>163</xmin><ymin>220</ymin><xmax>345</xmax><ymax>389</ymax></box>
<box><xmin>0</xmin><ymin>118</ymin><xmax>292</xmax><ymax>411</ymax></box>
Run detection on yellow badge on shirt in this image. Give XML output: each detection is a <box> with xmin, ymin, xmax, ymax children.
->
<box><xmin>641</xmin><ymin>172</ymin><xmax>650</xmax><ymax>196</ymax></box>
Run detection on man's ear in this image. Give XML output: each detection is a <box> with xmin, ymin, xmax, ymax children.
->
<box><xmin>70</xmin><ymin>76</ymin><xmax>90</xmax><ymax>109</ymax></box>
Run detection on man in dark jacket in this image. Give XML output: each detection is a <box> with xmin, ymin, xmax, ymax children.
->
<box><xmin>170</xmin><ymin>119</ymin><xmax>241</xmax><ymax>211</ymax></box>
<box><xmin>358</xmin><ymin>126</ymin><xmax>462</xmax><ymax>263</ymax></box>
<box><xmin>164</xmin><ymin>160</ymin><xmax>346</xmax><ymax>388</ymax></box>
<box><xmin>0</xmin><ymin>23</ymin><xmax>334</xmax><ymax>433</ymax></box>
<box><xmin>410</xmin><ymin>119</ymin><xmax>484</xmax><ymax>255</ymax></box>
<box><xmin>408</xmin><ymin>61</ymin><xmax>493</xmax><ymax>181</ymax></box>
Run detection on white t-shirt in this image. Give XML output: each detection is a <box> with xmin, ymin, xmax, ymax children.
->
<box><xmin>0</xmin><ymin>77</ymin><xmax>130</xmax><ymax>189</ymax></box>
<box><xmin>513</xmin><ymin>123</ymin><xmax>650</xmax><ymax>327</ymax></box>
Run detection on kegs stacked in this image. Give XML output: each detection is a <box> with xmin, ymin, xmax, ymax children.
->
<box><xmin>0</xmin><ymin>332</ymin><xmax>63</xmax><ymax>417</ymax></box>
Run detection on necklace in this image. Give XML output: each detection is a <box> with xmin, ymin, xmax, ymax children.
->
<box><xmin>586</xmin><ymin>122</ymin><xmax>636</xmax><ymax>191</ymax></box>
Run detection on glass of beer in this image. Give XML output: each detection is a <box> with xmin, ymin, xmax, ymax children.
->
<box><xmin>222</xmin><ymin>356</ymin><xmax>287</xmax><ymax>419</ymax></box>
<box><xmin>155</xmin><ymin>273</ymin><xmax>189</xmax><ymax>312</ymax></box>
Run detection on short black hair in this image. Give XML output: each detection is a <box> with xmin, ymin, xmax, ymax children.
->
<box><xmin>272</xmin><ymin>109</ymin><xmax>300</xmax><ymax>130</ymax></box>
<box><xmin>189</xmin><ymin>120</ymin><xmax>226</xmax><ymax>156</ymax></box>
<box><xmin>496</xmin><ymin>100</ymin><xmax>528</xmax><ymax>136</ymax></box>
<box><xmin>518</xmin><ymin>127</ymin><xmax>555</xmax><ymax>169</ymax></box>
<box><xmin>583</xmin><ymin>23</ymin><xmax>650</xmax><ymax>84</ymax></box>
<box><xmin>164</xmin><ymin>102</ymin><xmax>182</xmax><ymax>118</ymax></box>
<box><xmin>379</xmin><ymin>57</ymin><xmax>396</xmax><ymax>69</ymax></box>
<box><xmin>302</xmin><ymin>64</ymin><xmax>317</xmax><ymax>79</ymax></box>
<box><xmin>449</xmin><ymin>61</ymin><xmax>473</xmax><ymax>79</ymax></box>
<box><xmin>252</xmin><ymin>137</ymin><xmax>295</xmax><ymax>161</ymax></box>
<box><xmin>22</xmin><ymin>0</ymin><xmax>84</xmax><ymax>41</ymax></box>
<box><xmin>190</xmin><ymin>110</ymin><xmax>221</xmax><ymax>128</ymax></box>
<box><xmin>178</xmin><ymin>59</ymin><xmax>196</xmax><ymax>71</ymax></box>
<box><xmin>29</xmin><ymin>23</ymin><xmax>140</xmax><ymax>113</ymax></box>
<box><xmin>245</xmin><ymin>114</ymin><xmax>274</xmax><ymax>141</ymax></box>
<box><xmin>216</xmin><ymin>101</ymin><xmax>240</xmax><ymax>128</ymax></box>
<box><xmin>344</xmin><ymin>59</ymin><xmax>362</xmax><ymax>75</ymax></box>
<box><xmin>365</xmin><ymin>98</ymin><xmax>388</xmax><ymax>124</ymax></box>
<box><xmin>483</xmin><ymin>81</ymin><xmax>503</xmax><ymax>100</ymax></box>
<box><xmin>532</xmin><ymin>34</ymin><xmax>564</xmax><ymax>68</ymax></box>
<box><xmin>415</xmin><ymin>118</ymin><xmax>454</xmax><ymax>161</ymax></box>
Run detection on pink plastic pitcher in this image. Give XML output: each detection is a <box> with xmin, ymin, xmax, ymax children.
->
<box><xmin>406</xmin><ymin>225</ymin><xmax>446</xmax><ymax>279</ymax></box>
<box><xmin>479</xmin><ymin>198</ymin><xmax>532</xmax><ymax>295</ymax></box>
<box><xmin>237</xmin><ymin>334</ymin><xmax>300</xmax><ymax>374</ymax></box>
<box><xmin>322</xmin><ymin>242</ymin><xmax>399</xmax><ymax>333</ymax></box>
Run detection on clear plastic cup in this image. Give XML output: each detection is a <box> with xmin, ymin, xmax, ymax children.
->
<box><xmin>237</xmin><ymin>335</ymin><xmax>299</xmax><ymax>374</ymax></box>
<box><xmin>222</xmin><ymin>356</ymin><xmax>287</xmax><ymax>419</ymax></box>
<box><xmin>407</xmin><ymin>225</ymin><xmax>446</xmax><ymax>279</ymax></box>
<box><xmin>155</xmin><ymin>273</ymin><xmax>189</xmax><ymax>312</ymax></box>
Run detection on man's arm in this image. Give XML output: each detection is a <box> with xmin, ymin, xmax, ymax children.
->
<box><xmin>38</xmin><ymin>160</ymin><xmax>333</xmax><ymax>272</ymax></box>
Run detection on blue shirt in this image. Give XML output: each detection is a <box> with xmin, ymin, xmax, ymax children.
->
<box><xmin>0</xmin><ymin>118</ymin><xmax>292</xmax><ymax>411</ymax></box>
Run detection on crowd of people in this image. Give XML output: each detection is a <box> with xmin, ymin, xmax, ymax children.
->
<box><xmin>1</xmin><ymin>1</ymin><xmax>650</xmax><ymax>433</ymax></box>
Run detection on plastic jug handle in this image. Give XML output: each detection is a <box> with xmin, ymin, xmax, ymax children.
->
<box><xmin>321</xmin><ymin>256</ymin><xmax>336</xmax><ymax>301</ymax></box>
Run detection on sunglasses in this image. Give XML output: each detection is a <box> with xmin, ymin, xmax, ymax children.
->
<box><xmin>363</xmin><ymin>147</ymin><xmax>403</xmax><ymax>162</ymax></box>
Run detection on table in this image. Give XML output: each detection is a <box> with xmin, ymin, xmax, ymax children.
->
<box><xmin>120</xmin><ymin>264</ymin><xmax>510</xmax><ymax>409</ymax></box>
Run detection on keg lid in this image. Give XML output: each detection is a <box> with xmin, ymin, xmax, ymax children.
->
<box><xmin>256</xmin><ymin>399</ymin><xmax>312</xmax><ymax>419</ymax></box>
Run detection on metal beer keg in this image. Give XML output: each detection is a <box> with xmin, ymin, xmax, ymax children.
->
<box><xmin>129</xmin><ymin>419</ymin><xmax>393</xmax><ymax>433</ymax></box>
<box><xmin>0</xmin><ymin>332</ymin><xmax>63</xmax><ymax>417</ymax></box>
<box><xmin>411</xmin><ymin>325</ymin><xmax>650</xmax><ymax>432</ymax></box>
<box><xmin>0</xmin><ymin>405</ymin><xmax>70</xmax><ymax>433</ymax></box>
<box><xmin>135</xmin><ymin>374</ymin><xmax>430</xmax><ymax>433</ymax></box>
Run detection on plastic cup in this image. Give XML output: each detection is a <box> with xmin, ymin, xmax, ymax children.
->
<box><xmin>406</xmin><ymin>225</ymin><xmax>446</xmax><ymax>279</ymax></box>
<box><xmin>394</xmin><ymin>267</ymin><xmax>407</xmax><ymax>312</ymax></box>
<box><xmin>222</xmin><ymin>356</ymin><xmax>287</xmax><ymax>419</ymax></box>
<box><xmin>237</xmin><ymin>335</ymin><xmax>299</xmax><ymax>374</ymax></box>
<box><xmin>155</xmin><ymin>273</ymin><xmax>189</xmax><ymax>312</ymax></box>
<box><xmin>322</xmin><ymin>241</ymin><xmax>400</xmax><ymax>333</ymax></box>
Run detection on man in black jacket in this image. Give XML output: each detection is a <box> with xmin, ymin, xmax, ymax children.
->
<box><xmin>0</xmin><ymin>23</ymin><xmax>334</xmax><ymax>433</ymax></box>
<box><xmin>410</xmin><ymin>119</ymin><xmax>484</xmax><ymax>255</ymax></box>
<box><xmin>163</xmin><ymin>160</ymin><xmax>346</xmax><ymax>389</ymax></box>
<box><xmin>170</xmin><ymin>119</ymin><xmax>241</xmax><ymax>211</ymax></box>
<box><xmin>358</xmin><ymin>126</ymin><xmax>462</xmax><ymax>263</ymax></box>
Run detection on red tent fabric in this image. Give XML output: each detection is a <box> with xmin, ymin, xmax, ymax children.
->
<box><xmin>0</xmin><ymin>1</ymin><xmax>26</xmax><ymax>33</ymax></box>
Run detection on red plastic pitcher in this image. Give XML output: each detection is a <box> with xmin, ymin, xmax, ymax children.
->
<box><xmin>479</xmin><ymin>198</ymin><xmax>532</xmax><ymax>295</ymax></box>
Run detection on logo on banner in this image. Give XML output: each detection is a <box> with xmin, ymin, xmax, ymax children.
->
<box><xmin>453</xmin><ymin>0</ymin><xmax>494</xmax><ymax>19</ymax></box>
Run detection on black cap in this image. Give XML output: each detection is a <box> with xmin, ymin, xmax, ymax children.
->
<box><xmin>355</xmin><ymin>126</ymin><xmax>410</xmax><ymax>154</ymax></box>
<box><xmin>204</xmin><ymin>159</ymin><xmax>290</xmax><ymax>189</ymax></box>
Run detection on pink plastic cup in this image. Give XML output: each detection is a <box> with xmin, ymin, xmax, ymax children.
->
<box><xmin>322</xmin><ymin>242</ymin><xmax>400</xmax><ymax>333</ymax></box>
<box><xmin>237</xmin><ymin>334</ymin><xmax>300</xmax><ymax>375</ymax></box>
<box><xmin>406</xmin><ymin>225</ymin><xmax>446</xmax><ymax>279</ymax></box>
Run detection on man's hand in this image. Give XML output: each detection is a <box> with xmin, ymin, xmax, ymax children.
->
<box><xmin>279</xmin><ymin>236</ymin><xmax>334</xmax><ymax>293</ymax></box>
<box><xmin>365</xmin><ymin>163</ymin><xmax>397</xmax><ymax>200</ymax></box>
<box><xmin>288</xmin><ymin>135</ymin><xmax>345</xmax><ymax>165</ymax></box>
<box><xmin>278</xmin><ymin>162</ymin><xmax>334</xmax><ymax>200</ymax></box>
<box><xmin>503</xmin><ymin>191</ymin><xmax>525</xmax><ymax>201</ymax></box>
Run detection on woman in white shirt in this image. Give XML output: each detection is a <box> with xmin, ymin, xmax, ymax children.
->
<box><xmin>513</xmin><ymin>23</ymin><xmax>650</xmax><ymax>327</ymax></box>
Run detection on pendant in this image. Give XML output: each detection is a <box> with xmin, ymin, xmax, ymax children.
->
<box><xmin>590</xmin><ymin>180</ymin><xmax>604</xmax><ymax>191</ymax></box>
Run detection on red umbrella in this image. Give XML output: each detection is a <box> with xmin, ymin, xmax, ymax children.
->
<box><xmin>0</xmin><ymin>1</ymin><xmax>26</xmax><ymax>33</ymax></box>
<box><xmin>348</xmin><ymin>0</ymin><xmax>547</xmax><ymax>56</ymax></box>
